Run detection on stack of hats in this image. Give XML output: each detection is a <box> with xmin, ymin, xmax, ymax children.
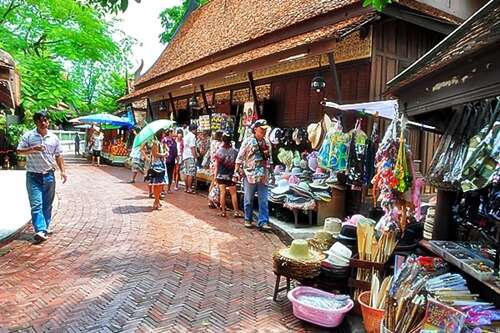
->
<box><xmin>337</xmin><ymin>223</ymin><xmax>357</xmax><ymax>252</ymax></box>
<box><xmin>307</xmin><ymin>220</ymin><xmax>340</xmax><ymax>252</ymax></box>
<box><xmin>272</xmin><ymin>239</ymin><xmax>325</xmax><ymax>280</ymax></box>
<box><xmin>321</xmin><ymin>242</ymin><xmax>352</xmax><ymax>277</ymax></box>
<box><xmin>270</xmin><ymin>178</ymin><xmax>289</xmax><ymax>203</ymax></box>
<box><xmin>285</xmin><ymin>182</ymin><xmax>316</xmax><ymax>210</ymax></box>
<box><xmin>309</xmin><ymin>179</ymin><xmax>331</xmax><ymax>202</ymax></box>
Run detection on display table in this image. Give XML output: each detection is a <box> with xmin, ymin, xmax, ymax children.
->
<box><xmin>101</xmin><ymin>152</ymin><xmax>128</xmax><ymax>166</ymax></box>
<box><xmin>420</xmin><ymin>240</ymin><xmax>500</xmax><ymax>299</ymax></box>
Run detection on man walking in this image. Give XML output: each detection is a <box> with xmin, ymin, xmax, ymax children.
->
<box><xmin>234</xmin><ymin>119</ymin><xmax>272</xmax><ymax>231</ymax></box>
<box><xmin>17</xmin><ymin>111</ymin><xmax>67</xmax><ymax>243</ymax></box>
<box><xmin>74</xmin><ymin>132</ymin><xmax>80</xmax><ymax>156</ymax></box>
<box><xmin>181</xmin><ymin>123</ymin><xmax>197</xmax><ymax>194</ymax></box>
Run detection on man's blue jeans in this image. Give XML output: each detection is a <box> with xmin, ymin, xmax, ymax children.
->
<box><xmin>26</xmin><ymin>171</ymin><xmax>56</xmax><ymax>233</ymax></box>
<box><xmin>243</xmin><ymin>178</ymin><xmax>269</xmax><ymax>226</ymax></box>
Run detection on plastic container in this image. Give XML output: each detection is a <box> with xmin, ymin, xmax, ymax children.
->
<box><xmin>358</xmin><ymin>291</ymin><xmax>385</xmax><ymax>333</ymax></box>
<box><xmin>287</xmin><ymin>286</ymin><xmax>353</xmax><ymax>328</ymax></box>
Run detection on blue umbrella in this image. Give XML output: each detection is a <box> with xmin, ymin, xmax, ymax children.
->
<box><xmin>72</xmin><ymin>113</ymin><xmax>134</xmax><ymax>128</ymax></box>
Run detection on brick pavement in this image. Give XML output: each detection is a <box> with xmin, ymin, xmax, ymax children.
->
<box><xmin>0</xmin><ymin>163</ymin><xmax>350</xmax><ymax>332</ymax></box>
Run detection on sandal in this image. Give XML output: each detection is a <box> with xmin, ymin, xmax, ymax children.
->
<box><xmin>233</xmin><ymin>212</ymin><xmax>244</xmax><ymax>218</ymax></box>
<box><xmin>218</xmin><ymin>212</ymin><xmax>227</xmax><ymax>217</ymax></box>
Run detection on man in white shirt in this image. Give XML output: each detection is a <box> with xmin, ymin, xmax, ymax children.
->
<box><xmin>181</xmin><ymin>123</ymin><xmax>197</xmax><ymax>194</ymax></box>
<box><xmin>17</xmin><ymin>110</ymin><xmax>67</xmax><ymax>243</ymax></box>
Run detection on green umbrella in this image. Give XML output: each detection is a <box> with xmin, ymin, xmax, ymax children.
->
<box><xmin>132</xmin><ymin>119</ymin><xmax>176</xmax><ymax>149</ymax></box>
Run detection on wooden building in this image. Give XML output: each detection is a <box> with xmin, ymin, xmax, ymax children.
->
<box><xmin>120</xmin><ymin>0</ymin><xmax>465</xmax><ymax>169</ymax></box>
<box><xmin>0</xmin><ymin>49</ymin><xmax>20</xmax><ymax>111</ymax></box>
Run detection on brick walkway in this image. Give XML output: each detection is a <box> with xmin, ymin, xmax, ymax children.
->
<box><xmin>0</xmin><ymin>163</ymin><xmax>349</xmax><ymax>332</ymax></box>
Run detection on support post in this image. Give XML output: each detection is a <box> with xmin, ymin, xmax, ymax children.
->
<box><xmin>248</xmin><ymin>72</ymin><xmax>258</xmax><ymax>103</ymax></box>
<box><xmin>433</xmin><ymin>189</ymin><xmax>457</xmax><ymax>240</ymax></box>
<box><xmin>328</xmin><ymin>52</ymin><xmax>342</xmax><ymax>103</ymax></box>
<box><xmin>200</xmin><ymin>84</ymin><xmax>209</xmax><ymax>112</ymax></box>
<box><xmin>146</xmin><ymin>98</ymin><xmax>155</xmax><ymax>122</ymax></box>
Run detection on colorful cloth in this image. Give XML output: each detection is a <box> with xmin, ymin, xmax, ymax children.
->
<box><xmin>236</xmin><ymin>136</ymin><xmax>272</xmax><ymax>184</ymax></box>
<box><xmin>181</xmin><ymin>157</ymin><xmax>197</xmax><ymax>177</ymax></box>
<box><xmin>215</xmin><ymin>145</ymin><xmax>238</xmax><ymax>181</ymax></box>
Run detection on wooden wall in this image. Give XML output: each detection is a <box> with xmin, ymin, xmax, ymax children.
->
<box><xmin>370</xmin><ymin>19</ymin><xmax>443</xmax><ymax>100</ymax></box>
<box><xmin>271</xmin><ymin>60</ymin><xmax>371</xmax><ymax>128</ymax></box>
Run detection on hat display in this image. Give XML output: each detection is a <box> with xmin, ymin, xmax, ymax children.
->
<box><xmin>290</xmin><ymin>182</ymin><xmax>313</xmax><ymax>198</ymax></box>
<box><xmin>307</xmin><ymin>152</ymin><xmax>318</xmax><ymax>172</ymax></box>
<box><xmin>278</xmin><ymin>239</ymin><xmax>323</xmax><ymax>262</ymax></box>
<box><xmin>307</xmin><ymin>122</ymin><xmax>323</xmax><ymax>150</ymax></box>
<box><xmin>324</xmin><ymin>218</ymin><xmax>342</xmax><ymax>237</ymax></box>
<box><xmin>309</xmin><ymin>179</ymin><xmax>330</xmax><ymax>191</ymax></box>
<box><xmin>270</xmin><ymin>128</ymin><xmax>282</xmax><ymax>145</ymax></box>
<box><xmin>277</xmin><ymin>148</ymin><xmax>294</xmax><ymax>169</ymax></box>
<box><xmin>271</xmin><ymin>178</ymin><xmax>290</xmax><ymax>195</ymax></box>
<box><xmin>288</xmin><ymin>175</ymin><xmax>300</xmax><ymax>185</ymax></box>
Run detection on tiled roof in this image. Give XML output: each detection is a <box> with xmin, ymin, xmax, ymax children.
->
<box><xmin>135</xmin><ymin>0</ymin><xmax>461</xmax><ymax>89</ymax></box>
<box><xmin>397</xmin><ymin>0</ymin><xmax>462</xmax><ymax>25</ymax></box>
<box><xmin>135</xmin><ymin>0</ymin><xmax>359</xmax><ymax>86</ymax></box>
<box><xmin>121</xmin><ymin>13</ymin><xmax>375</xmax><ymax>102</ymax></box>
<box><xmin>386</xmin><ymin>0</ymin><xmax>500</xmax><ymax>93</ymax></box>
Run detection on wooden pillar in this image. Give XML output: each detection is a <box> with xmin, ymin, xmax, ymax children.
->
<box><xmin>200</xmin><ymin>84</ymin><xmax>209</xmax><ymax>112</ymax></box>
<box><xmin>146</xmin><ymin>98</ymin><xmax>155</xmax><ymax>122</ymax></box>
<box><xmin>327</xmin><ymin>52</ymin><xmax>342</xmax><ymax>103</ymax></box>
<box><xmin>433</xmin><ymin>189</ymin><xmax>457</xmax><ymax>240</ymax></box>
<box><xmin>168</xmin><ymin>93</ymin><xmax>176</xmax><ymax>120</ymax></box>
<box><xmin>248</xmin><ymin>72</ymin><xmax>258</xmax><ymax>103</ymax></box>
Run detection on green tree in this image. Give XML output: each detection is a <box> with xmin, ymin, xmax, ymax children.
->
<box><xmin>159</xmin><ymin>0</ymin><xmax>209</xmax><ymax>44</ymax></box>
<box><xmin>85</xmin><ymin>0</ymin><xmax>141</xmax><ymax>13</ymax></box>
<box><xmin>362</xmin><ymin>0</ymin><xmax>392</xmax><ymax>11</ymax></box>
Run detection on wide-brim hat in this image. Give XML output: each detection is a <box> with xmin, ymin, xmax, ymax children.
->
<box><xmin>309</xmin><ymin>180</ymin><xmax>330</xmax><ymax>191</ymax></box>
<box><xmin>307</xmin><ymin>152</ymin><xmax>318</xmax><ymax>172</ymax></box>
<box><xmin>270</xmin><ymin>128</ymin><xmax>282</xmax><ymax>145</ymax></box>
<box><xmin>290</xmin><ymin>182</ymin><xmax>313</xmax><ymax>197</ymax></box>
<box><xmin>278</xmin><ymin>239</ymin><xmax>323</xmax><ymax>262</ymax></box>
<box><xmin>325</xmin><ymin>242</ymin><xmax>352</xmax><ymax>261</ymax></box>
<box><xmin>271</xmin><ymin>179</ymin><xmax>290</xmax><ymax>195</ymax></box>
<box><xmin>322</xmin><ymin>114</ymin><xmax>334</xmax><ymax>133</ymax></box>
<box><xmin>324</xmin><ymin>218</ymin><xmax>342</xmax><ymax>236</ymax></box>
<box><xmin>307</xmin><ymin>122</ymin><xmax>323</xmax><ymax>150</ymax></box>
<box><xmin>324</xmin><ymin>253</ymin><xmax>350</xmax><ymax>267</ymax></box>
<box><xmin>313</xmin><ymin>191</ymin><xmax>332</xmax><ymax>202</ymax></box>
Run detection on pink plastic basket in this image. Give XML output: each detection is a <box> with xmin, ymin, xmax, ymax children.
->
<box><xmin>287</xmin><ymin>286</ymin><xmax>354</xmax><ymax>328</ymax></box>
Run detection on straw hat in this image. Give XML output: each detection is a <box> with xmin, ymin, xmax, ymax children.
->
<box><xmin>278</xmin><ymin>239</ymin><xmax>323</xmax><ymax>262</ymax></box>
<box><xmin>307</xmin><ymin>122</ymin><xmax>323</xmax><ymax>150</ymax></box>
<box><xmin>324</xmin><ymin>217</ymin><xmax>342</xmax><ymax>237</ymax></box>
<box><xmin>271</xmin><ymin>178</ymin><xmax>290</xmax><ymax>195</ymax></box>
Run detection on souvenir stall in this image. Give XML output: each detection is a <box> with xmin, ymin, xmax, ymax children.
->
<box><xmin>194</xmin><ymin>112</ymin><xmax>236</xmax><ymax>184</ymax></box>
<box><xmin>384</xmin><ymin>0</ymin><xmax>500</xmax><ymax>308</ymax></box>
<box><xmin>101</xmin><ymin>127</ymin><xmax>131</xmax><ymax>166</ymax></box>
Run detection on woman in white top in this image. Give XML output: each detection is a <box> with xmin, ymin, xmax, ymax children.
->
<box><xmin>91</xmin><ymin>131</ymin><xmax>103</xmax><ymax>167</ymax></box>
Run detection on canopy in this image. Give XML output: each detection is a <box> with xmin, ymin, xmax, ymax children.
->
<box><xmin>322</xmin><ymin>99</ymin><xmax>436</xmax><ymax>130</ymax></box>
<box><xmin>132</xmin><ymin>119</ymin><xmax>176</xmax><ymax>149</ymax></box>
<box><xmin>70</xmin><ymin>113</ymin><xmax>134</xmax><ymax>128</ymax></box>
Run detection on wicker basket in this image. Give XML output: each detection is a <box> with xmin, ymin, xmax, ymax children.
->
<box><xmin>272</xmin><ymin>250</ymin><xmax>325</xmax><ymax>280</ymax></box>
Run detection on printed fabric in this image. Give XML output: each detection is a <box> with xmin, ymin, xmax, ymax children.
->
<box><xmin>18</xmin><ymin>129</ymin><xmax>62</xmax><ymax>173</ymax></box>
<box><xmin>236</xmin><ymin>136</ymin><xmax>272</xmax><ymax>184</ymax></box>
<box><xmin>215</xmin><ymin>146</ymin><xmax>238</xmax><ymax>181</ymax></box>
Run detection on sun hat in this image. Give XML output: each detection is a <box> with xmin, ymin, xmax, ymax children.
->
<box><xmin>309</xmin><ymin>179</ymin><xmax>330</xmax><ymax>191</ymax></box>
<box><xmin>324</xmin><ymin>218</ymin><xmax>342</xmax><ymax>237</ymax></box>
<box><xmin>270</xmin><ymin>128</ymin><xmax>282</xmax><ymax>145</ymax></box>
<box><xmin>299</xmin><ymin>160</ymin><xmax>308</xmax><ymax>170</ymax></box>
<box><xmin>271</xmin><ymin>178</ymin><xmax>290</xmax><ymax>195</ymax></box>
<box><xmin>339</xmin><ymin>224</ymin><xmax>357</xmax><ymax>239</ymax></box>
<box><xmin>291</xmin><ymin>167</ymin><xmax>302</xmax><ymax>176</ymax></box>
<box><xmin>313</xmin><ymin>191</ymin><xmax>332</xmax><ymax>202</ymax></box>
<box><xmin>307</xmin><ymin>152</ymin><xmax>318</xmax><ymax>172</ymax></box>
<box><xmin>345</xmin><ymin>214</ymin><xmax>366</xmax><ymax>227</ymax></box>
<box><xmin>325</xmin><ymin>242</ymin><xmax>352</xmax><ymax>261</ymax></box>
<box><xmin>290</xmin><ymin>182</ymin><xmax>313</xmax><ymax>197</ymax></box>
<box><xmin>278</xmin><ymin>239</ymin><xmax>323</xmax><ymax>262</ymax></box>
<box><xmin>324</xmin><ymin>252</ymin><xmax>350</xmax><ymax>267</ymax></box>
<box><xmin>322</xmin><ymin>114</ymin><xmax>334</xmax><ymax>133</ymax></box>
<box><xmin>313</xmin><ymin>231</ymin><xmax>334</xmax><ymax>243</ymax></box>
<box><xmin>288</xmin><ymin>175</ymin><xmax>300</xmax><ymax>185</ymax></box>
<box><xmin>307</xmin><ymin>122</ymin><xmax>323</xmax><ymax>150</ymax></box>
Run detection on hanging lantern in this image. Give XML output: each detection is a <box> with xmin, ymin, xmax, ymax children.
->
<box><xmin>311</xmin><ymin>74</ymin><xmax>326</xmax><ymax>93</ymax></box>
<box><xmin>188</xmin><ymin>95</ymin><xmax>198</xmax><ymax>108</ymax></box>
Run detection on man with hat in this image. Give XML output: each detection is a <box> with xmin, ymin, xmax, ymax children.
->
<box><xmin>234</xmin><ymin>119</ymin><xmax>272</xmax><ymax>231</ymax></box>
<box><xmin>17</xmin><ymin>110</ymin><xmax>67</xmax><ymax>243</ymax></box>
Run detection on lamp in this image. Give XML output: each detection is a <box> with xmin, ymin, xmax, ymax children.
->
<box><xmin>311</xmin><ymin>57</ymin><xmax>326</xmax><ymax>93</ymax></box>
<box><xmin>189</xmin><ymin>94</ymin><xmax>198</xmax><ymax>108</ymax></box>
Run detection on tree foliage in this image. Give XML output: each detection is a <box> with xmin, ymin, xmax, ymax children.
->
<box><xmin>159</xmin><ymin>0</ymin><xmax>209</xmax><ymax>44</ymax></box>
<box><xmin>362</xmin><ymin>0</ymin><xmax>392</xmax><ymax>11</ymax></box>
<box><xmin>0</xmin><ymin>0</ymin><xmax>134</xmax><ymax>146</ymax></box>
<box><xmin>85</xmin><ymin>0</ymin><xmax>141</xmax><ymax>14</ymax></box>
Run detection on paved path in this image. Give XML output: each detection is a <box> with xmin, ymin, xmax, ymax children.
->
<box><xmin>0</xmin><ymin>162</ymin><xmax>352</xmax><ymax>332</ymax></box>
